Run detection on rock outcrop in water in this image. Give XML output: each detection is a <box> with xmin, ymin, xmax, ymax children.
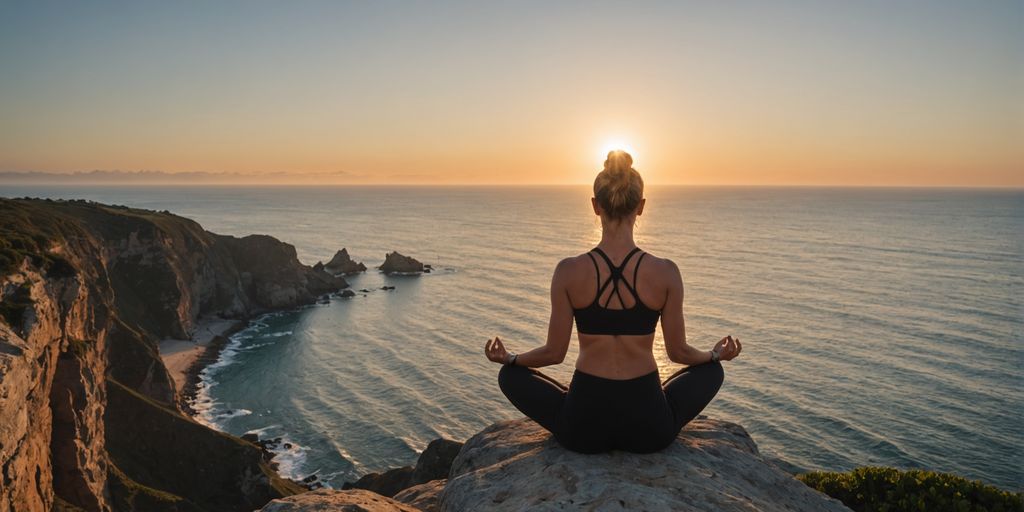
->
<box><xmin>0</xmin><ymin>198</ymin><xmax>347</xmax><ymax>512</ymax></box>
<box><xmin>322</xmin><ymin>248</ymin><xmax>367</xmax><ymax>276</ymax></box>
<box><xmin>261</xmin><ymin>417</ymin><xmax>851</xmax><ymax>512</ymax></box>
<box><xmin>379</xmin><ymin>251</ymin><xmax>425</xmax><ymax>274</ymax></box>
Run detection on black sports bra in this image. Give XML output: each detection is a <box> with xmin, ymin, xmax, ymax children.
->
<box><xmin>572</xmin><ymin>247</ymin><xmax>661</xmax><ymax>335</ymax></box>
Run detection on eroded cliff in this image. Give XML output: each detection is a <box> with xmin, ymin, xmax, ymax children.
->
<box><xmin>0</xmin><ymin>198</ymin><xmax>346</xmax><ymax>512</ymax></box>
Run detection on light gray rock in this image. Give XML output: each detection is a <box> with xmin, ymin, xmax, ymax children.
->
<box><xmin>437</xmin><ymin>417</ymin><xmax>852</xmax><ymax>512</ymax></box>
<box><xmin>259</xmin><ymin>488</ymin><xmax>420</xmax><ymax>511</ymax></box>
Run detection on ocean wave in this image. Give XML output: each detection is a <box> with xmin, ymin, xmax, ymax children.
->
<box><xmin>191</xmin><ymin>310</ymin><xmax>281</xmax><ymax>427</ymax></box>
<box><xmin>243</xmin><ymin>425</ymin><xmax>283</xmax><ymax>437</ymax></box>
<box><xmin>263</xmin><ymin>331</ymin><xmax>293</xmax><ymax>338</ymax></box>
<box><xmin>239</xmin><ymin>341</ymin><xmax>277</xmax><ymax>351</ymax></box>
<box><xmin>262</xmin><ymin>434</ymin><xmax>309</xmax><ymax>482</ymax></box>
<box><xmin>213</xmin><ymin>408</ymin><xmax>253</xmax><ymax>421</ymax></box>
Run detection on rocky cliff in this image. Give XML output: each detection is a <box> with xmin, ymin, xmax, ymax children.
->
<box><xmin>258</xmin><ymin>417</ymin><xmax>853</xmax><ymax>511</ymax></box>
<box><xmin>0</xmin><ymin>198</ymin><xmax>347</xmax><ymax>512</ymax></box>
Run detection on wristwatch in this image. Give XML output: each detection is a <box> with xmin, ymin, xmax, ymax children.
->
<box><xmin>506</xmin><ymin>353</ymin><xmax>518</xmax><ymax>366</ymax></box>
<box><xmin>709</xmin><ymin>349</ymin><xmax>720</xmax><ymax>363</ymax></box>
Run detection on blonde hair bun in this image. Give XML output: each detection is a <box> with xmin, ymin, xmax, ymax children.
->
<box><xmin>594</xmin><ymin>150</ymin><xmax>644</xmax><ymax>221</ymax></box>
<box><xmin>603</xmin><ymin>150</ymin><xmax>633</xmax><ymax>175</ymax></box>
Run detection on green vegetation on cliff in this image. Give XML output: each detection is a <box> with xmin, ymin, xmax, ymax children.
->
<box><xmin>0</xmin><ymin>198</ymin><xmax>84</xmax><ymax>278</ymax></box>
<box><xmin>105</xmin><ymin>378</ymin><xmax>304</xmax><ymax>512</ymax></box>
<box><xmin>798</xmin><ymin>466</ymin><xmax>1023</xmax><ymax>512</ymax></box>
<box><xmin>106</xmin><ymin>463</ymin><xmax>202</xmax><ymax>512</ymax></box>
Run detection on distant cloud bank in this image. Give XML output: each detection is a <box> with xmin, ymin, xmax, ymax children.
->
<box><xmin>0</xmin><ymin>170</ymin><xmax>370</xmax><ymax>185</ymax></box>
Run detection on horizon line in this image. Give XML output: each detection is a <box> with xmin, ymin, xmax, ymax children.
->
<box><xmin>1</xmin><ymin>181</ymin><xmax>1022</xmax><ymax>190</ymax></box>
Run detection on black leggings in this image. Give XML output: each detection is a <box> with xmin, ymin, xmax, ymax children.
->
<box><xmin>497</xmin><ymin>361</ymin><xmax>724</xmax><ymax>454</ymax></box>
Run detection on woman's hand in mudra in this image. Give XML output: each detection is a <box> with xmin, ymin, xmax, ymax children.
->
<box><xmin>714</xmin><ymin>335</ymin><xmax>742</xmax><ymax>361</ymax></box>
<box><xmin>485</xmin><ymin>336</ymin><xmax>510</xmax><ymax>364</ymax></box>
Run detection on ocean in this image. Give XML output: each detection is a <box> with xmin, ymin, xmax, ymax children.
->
<box><xmin>3</xmin><ymin>185</ymin><xmax>1021</xmax><ymax>491</ymax></box>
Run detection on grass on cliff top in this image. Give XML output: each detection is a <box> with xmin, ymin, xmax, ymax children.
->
<box><xmin>0</xmin><ymin>197</ymin><xmax>203</xmax><ymax>278</ymax></box>
<box><xmin>0</xmin><ymin>199</ymin><xmax>82</xmax><ymax>277</ymax></box>
<box><xmin>798</xmin><ymin>466</ymin><xmax>1023</xmax><ymax>512</ymax></box>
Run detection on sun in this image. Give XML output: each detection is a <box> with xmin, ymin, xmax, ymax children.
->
<box><xmin>598</xmin><ymin>139</ymin><xmax>637</xmax><ymax>162</ymax></box>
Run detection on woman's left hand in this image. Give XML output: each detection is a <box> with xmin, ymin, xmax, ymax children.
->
<box><xmin>485</xmin><ymin>336</ymin><xmax>510</xmax><ymax>364</ymax></box>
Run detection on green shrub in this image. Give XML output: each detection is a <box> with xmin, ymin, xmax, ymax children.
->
<box><xmin>797</xmin><ymin>466</ymin><xmax>1023</xmax><ymax>512</ymax></box>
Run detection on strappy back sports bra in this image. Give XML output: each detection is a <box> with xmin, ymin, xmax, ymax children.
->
<box><xmin>573</xmin><ymin>247</ymin><xmax>662</xmax><ymax>335</ymax></box>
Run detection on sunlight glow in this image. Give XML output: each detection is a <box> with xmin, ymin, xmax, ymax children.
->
<box><xmin>599</xmin><ymin>139</ymin><xmax>637</xmax><ymax>163</ymax></box>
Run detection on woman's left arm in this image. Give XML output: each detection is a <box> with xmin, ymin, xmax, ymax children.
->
<box><xmin>485</xmin><ymin>259</ymin><xmax>573</xmax><ymax>368</ymax></box>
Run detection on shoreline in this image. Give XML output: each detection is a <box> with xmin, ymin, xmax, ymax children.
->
<box><xmin>158</xmin><ymin>308</ymin><xmax>325</xmax><ymax>488</ymax></box>
<box><xmin>158</xmin><ymin>316</ymin><xmax>248</xmax><ymax>414</ymax></box>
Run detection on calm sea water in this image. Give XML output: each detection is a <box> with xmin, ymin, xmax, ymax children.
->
<box><xmin>3</xmin><ymin>185</ymin><xmax>1021</xmax><ymax>491</ymax></box>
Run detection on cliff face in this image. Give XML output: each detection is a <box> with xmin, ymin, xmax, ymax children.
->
<box><xmin>0</xmin><ymin>199</ymin><xmax>346</xmax><ymax>512</ymax></box>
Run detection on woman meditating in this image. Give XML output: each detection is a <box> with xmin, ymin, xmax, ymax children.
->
<box><xmin>484</xmin><ymin>150</ymin><xmax>742</xmax><ymax>454</ymax></box>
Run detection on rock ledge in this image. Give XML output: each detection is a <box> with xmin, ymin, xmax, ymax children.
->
<box><xmin>260</xmin><ymin>417</ymin><xmax>851</xmax><ymax>512</ymax></box>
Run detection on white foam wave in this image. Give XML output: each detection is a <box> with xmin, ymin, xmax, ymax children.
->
<box><xmin>243</xmin><ymin>425</ymin><xmax>282</xmax><ymax>437</ymax></box>
<box><xmin>263</xmin><ymin>331</ymin><xmax>293</xmax><ymax>338</ymax></box>
<box><xmin>239</xmin><ymin>341</ymin><xmax>276</xmax><ymax>351</ymax></box>
<box><xmin>266</xmin><ymin>436</ymin><xmax>309</xmax><ymax>481</ymax></box>
<box><xmin>191</xmin><ymin>311</ymin><xmax>280</xmax><ymax>427</ymax></box>
<box><xmin>214</xmin><ymin>408</ymin><xmax>252</xmax><ymax>421</ymax></box>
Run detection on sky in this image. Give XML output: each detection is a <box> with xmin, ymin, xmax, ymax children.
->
<box><xmin>1</xmin><ymin>1</ymin><xmax>1021</xmax><ymax>186</ymax></box>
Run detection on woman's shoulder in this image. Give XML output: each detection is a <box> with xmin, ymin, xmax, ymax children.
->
<box><xmin>636</xmin><ymin>250</ymin><xmax>684</xmax><ymax>291</ymax></box>
<box><xmin>554</xmin><ymin>249</ymin><xmax>680</xmax><ymax>278</ymax></box>
<box><xmin>637</xmin><ymin>249</ymin><xmax>680</xmax><ymax>275</ymax></box>
<box><xmin>553</xmin><ymin>252</ymin><xmax>593</xmax><ymax>274</ymax></box>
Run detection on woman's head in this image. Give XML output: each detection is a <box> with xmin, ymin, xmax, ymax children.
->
<box><xmin>593</xmin><ymin>150</ymin><xmax>644</xmax><ymax>223</ymax></box>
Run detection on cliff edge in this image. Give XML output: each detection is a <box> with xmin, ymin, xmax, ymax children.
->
<box><xmin>259</xmin><ymin>417</ymin><xmax>852</xmax><ymax>511</ymax></box>
<box><xmin>0</xmin><ymin>198</ymin><xmax>347</xmax><ymax>512</ymax></box>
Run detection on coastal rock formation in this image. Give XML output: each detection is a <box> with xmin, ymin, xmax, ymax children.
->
<box><xmin>0</xmin><ymin>198</ymin><xmax>343</xmax><ymax>512</ymax></box>
<box><xmin>260</xmin><ymin>489</ymin><xmax>420</xmax><ymax>512</ymax></box>
<box><xmin>393</xmin><ymin>480</ymin><xmax>445</xmax><ymax>512</ymax></box>
<box><xmin>409</xmin><ymin>439</ymin><xmax>462</xmax><ymax>486</ymax></box>
<box><xmin>323</xmin><ymin>248</ymin><xmax>367</xmax><ymax>276</ymax></box>
<box><xmin>342</xmin><ymin>438</ymin><xmax>463</xmax><ymax>497</ymax></box>
<box><xmin>438</xmin><ymin>417</ymin><xmax>852</xmax><ymax>512</ymax></box>
<box><xmin>216</xmin><ymin>234</ymin><xmax>348</xmax><ymax>311</ymax></box>
<box><xmin>379</xmin><ymin>252</ymin><xmax>425</xmax><ymax>274</ymax></box>
<box><xmin>266</xmin><ymin>418</ymin><xmax>849</xmax><ymax>512</ymax></box>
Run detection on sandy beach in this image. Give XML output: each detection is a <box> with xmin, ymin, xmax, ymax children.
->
<box><xmin>159</xmin><ymin>317</ymin><xmax>246</xmax><ymax>399</ymax></box>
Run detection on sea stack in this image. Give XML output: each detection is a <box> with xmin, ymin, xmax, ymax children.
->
<box><xmin>323</xmin><ymin>248</ymin><xmax>367</xmax><ymax>276</ymax></box>
<box><xmin>379</xmin><ymin>252</ymin><xmax>425</xmax><ymax>274</ymax></box>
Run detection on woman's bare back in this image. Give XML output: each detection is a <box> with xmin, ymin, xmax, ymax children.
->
<box><xmin>559</xmin><ymin>246</ymin><xmax>675</xmax><ymax>379</ymax></box>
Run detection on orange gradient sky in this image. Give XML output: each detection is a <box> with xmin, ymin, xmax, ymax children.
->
<box><xmin>1</xmin><ymin>2</ymin><xmax>1021</xmax><ymax>186</ymax></box>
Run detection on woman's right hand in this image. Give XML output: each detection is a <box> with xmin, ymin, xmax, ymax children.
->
<box><xmin>714</xmin><ymin>335</ymin><xmax>742</xmax><ymax>361</ymax></box>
